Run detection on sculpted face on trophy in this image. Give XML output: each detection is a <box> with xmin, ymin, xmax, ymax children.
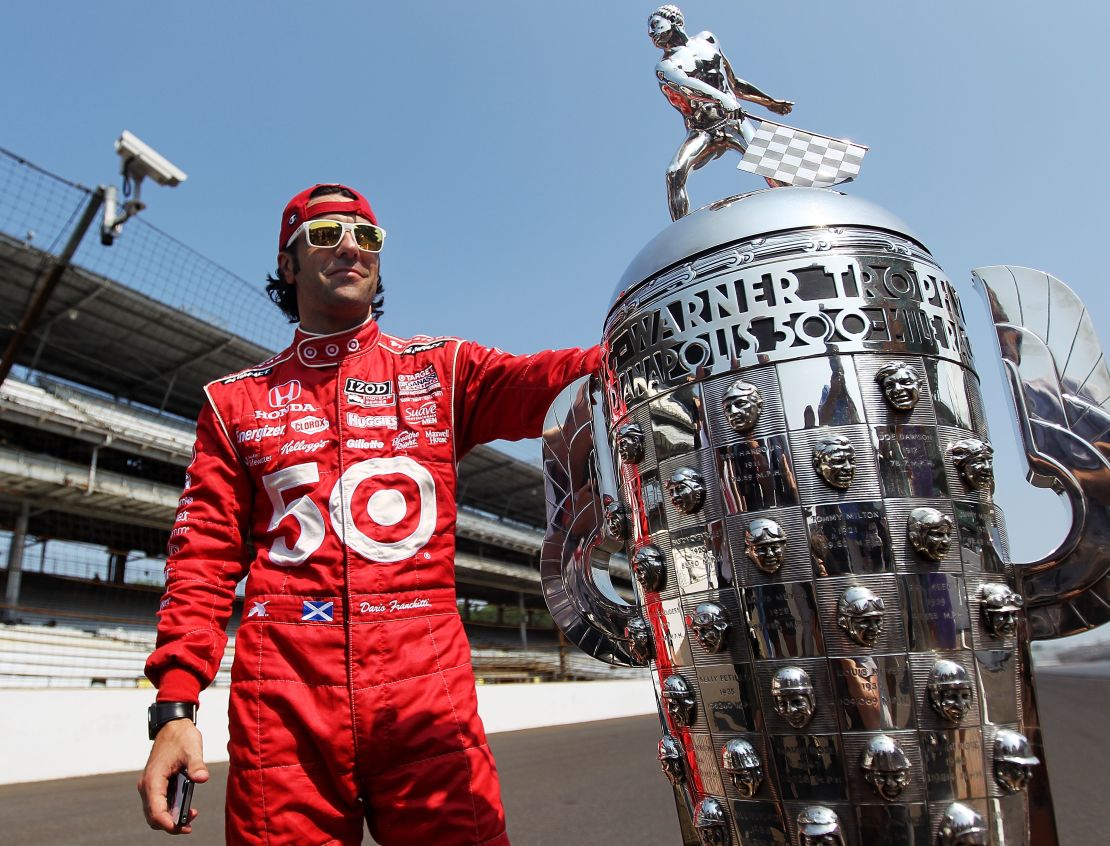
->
<box><xmin>690</xmin><ymin>602</ymin><xmax>730</xmax><ymax>653</ymax></box>
<box><xmin>625</xmin><ymin>616</ymin><xmax>654</xmax><ymax>665</ymax></box>
<box><xmin>796</xmin><ymin>806</ymin><xmax>846</xmax><ymax>846</ymax></box>
<box><xmin>662</xmin><ymin>674</ymin><xmax>697</xmax><ymax>727</ymax></box>
<box><xmin>632</xmin><ymin>545</ymin><xmax>667</xmax><ymax>593</ymax></box>
<box><xmin>907</xmin><ymin>507</ymin><xmax>953</xmax><ymax>561</ymax></box>
<box><xmin>978</xmin><ymin>583</ymin><xmax>1023</xmax><ymax>638</ymax></box>
<box><xmin>928</xmin><ymin>659</ymin><xmax>973</xmax><ymax>724</ymax></box>
<box><xmin>993</xmin><ymin>729</ymin><xmax>1039</xmax><ymax>794</ymax></box>
<box><xmin>937</xmin><ymin>803</ymin><xmax>988</xmax><ymax>846</ymax></box>
<box><xmin>836</xmin><ymin>585</ymin><xmax>886</xmax><ymax>647</ymax></box>
<box><xmin>860</xmin><ymin>734</ymin><xmax>911</xmax><ymax>801</ymax></box>
<box><xmin>875</xmin><ymin>361</ymin><xmax>922</xmax><ymax>412</ymax></box>
<box><xmin>813</xmin><ymin>435</ymin><xmax>855</xmax><ymax>490</ymax></box>
<box><xmin>604</xmin><ymin>499</ymin><xmax>628</xmax><ymax>541</ymax></box>
<box><xmin>745</xmin><ymin>517</ymin><xmax>787</xmax><ymax>575</ymax></box>
<box><xmin>616</xmin><ymin>423</ymin><xmax>645</xmax><ymax>464</ymax></box>
<box><xmin>693</xmin><ymin>797</ymin><xmax>730</xmax><ymax>846</ymax></box>
<box><xmin>721</xmin><ymin>739</ymin><xmax>763</xmax><ymax>798</ymax></box>
<box><xmin>667</xmin><ymin>467</ymin><xmax>706</xmax><ymax>514</ymax></box>
<box><xmin>658</xmin><ymin>733</ymin><xmax>687</xmax><ymax>786</ymax></box>
<box><xmin>771</xmin><ymin>666</ymin><xmax>816</xmax><ymax>729</ymax></box>
<box><xmin>949</xmin><ymin>438</ymin><xmax>995</xmax><ymax>492</ymax></box>
<box><xmin>722</xmin><ymin>379</ymin><xmax>764</xmax><ymax>433</ymax></box>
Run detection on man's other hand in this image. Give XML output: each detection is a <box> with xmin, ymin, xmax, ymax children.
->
<box><xmin>771</xmin><ymin>99</ymin><xmax>794</xmax><ymax>116</ymax></box>
<box><xmin>138</xmin><ymin>719</ymin><xmax>209</xmax><ymax>834</ymax></box>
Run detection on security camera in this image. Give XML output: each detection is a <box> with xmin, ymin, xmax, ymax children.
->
<box><xmin>115</xmin><ymin>130</ymin><xmax>187</xmax><ymax>187</ymax></box>
<box><xmin>100</xmin><ymin>131</ymin><xmax>187</xmax><ymax>245</ymax></box>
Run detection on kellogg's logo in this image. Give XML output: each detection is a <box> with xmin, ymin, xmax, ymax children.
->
<box><xmin>291</xmin><ymin>416</ymin><xmax>330</xmax><ymax>435</ymax></box>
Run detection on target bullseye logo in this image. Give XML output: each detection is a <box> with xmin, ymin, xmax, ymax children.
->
<box><xmin>330</xmin><ymin>456</ymin><xmax>436</xmax><ymax>562</ymax></box>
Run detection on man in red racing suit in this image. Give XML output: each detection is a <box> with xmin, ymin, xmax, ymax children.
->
<box><xmin>139</xmin><ymin>184</ymin><xmax>599</xmax><ymax>845</ymax></box>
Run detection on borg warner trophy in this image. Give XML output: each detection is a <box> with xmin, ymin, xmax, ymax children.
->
<box><xmin>540</xmin><ymin>7</ymin><xmax>1110</xmax><ymax>846</ymax></box>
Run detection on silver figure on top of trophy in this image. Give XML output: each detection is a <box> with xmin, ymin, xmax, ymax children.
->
<box><xmin>875</xmin><ymin>361</ymin><xmax>922</xmax><ymax>412</ymax></box>
<box><xmin>647</xmin><ymin>5</ymin><xmax>793</xmax><ymax>220</ymax></box>
<box><xmin>722</xmin><ymin>379</ymin><xmax>763</xmax><ymax>433</ymax></box>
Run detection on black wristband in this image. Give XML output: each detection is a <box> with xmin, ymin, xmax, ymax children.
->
<box><xmin>148</xmin><ymin>701</ymin><xmax>197</xmax><ymax>741</ymax></box>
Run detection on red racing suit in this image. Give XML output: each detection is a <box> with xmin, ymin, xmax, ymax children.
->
<box><xmin>146</xmin><ymin>317</ymin><xmax>599</xmax><ymax>846</ymax></box>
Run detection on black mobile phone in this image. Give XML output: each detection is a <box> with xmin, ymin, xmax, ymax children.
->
<box><xmin>167</xmin><ymin>770</ymin><xmax>195</xmax><ymax>829</ymax></box>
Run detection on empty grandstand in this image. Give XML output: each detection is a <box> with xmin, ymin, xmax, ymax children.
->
<box><xmin>0</xmin><ymin>148</ymin><xmax>640</xmax><ymax>692</ymax></box>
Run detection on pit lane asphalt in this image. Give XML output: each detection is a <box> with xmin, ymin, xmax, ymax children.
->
<box><xmin>0</xmin><ymin>667</ymin><xmax>1105</xmax><ymax>845</ymax></box>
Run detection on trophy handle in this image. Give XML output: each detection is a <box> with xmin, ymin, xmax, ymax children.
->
<box><xmin>973</xmin><ymin>265</ymin><xmax>1110</xmax><ymax>639</ymax></box>
<box><xmin>540</xmin><ymin>374</ymin><xmax>638</xmax><ymax>666</ymax></box>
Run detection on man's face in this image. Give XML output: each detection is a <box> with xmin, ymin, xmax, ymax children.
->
<box><xmin>985</xmin><ymin>607</ymin><xmax>1018</xmax><ymax>637</ymax></box>
<box><xmin>663</xmin><ymin>689</ymin><xmax>695</xmax><ymax>725</ymax></box>
<box><xmin>648</xmin><ymin>14</ymin><xmax>675</xmax><ymax>48</ymax></box>
<box><xmin>669</xmin><ymin>476</ymin><xmax>703</xmax><ymax>512</ymax></box>
<box><xmin>995</xmin><ymin>759</ymin><xmax>1033</xmax><ymax>793</ymax></box>
<box><xmin>729</xmin><ymin>764</ymin><xmax>762</xmax><ymax>797</ymax></box>
<box><xmin>923</xmin><ymin>522</ymin><xmax>952</xmax><ymax>559</ymax></box>
<box><xmin>774</xmin><ymin>691</ymin><xmax>814</xmax><ymax>728</ymax></box>
<box><xmin>697</xmin><ymin>824</ymin><xmax>727</xmax><ymax>846</ymax></box>
<box><xmin>846</xmin><ymin>612</ymin><xmax>884</xmax><ymax>647</ymax></box>
<box><xmin>952</xmin><ymin>833</ymin><xmax>987</xmax><ymax>846</ymax></box>
<box><xmin>865</xmin><ymin>767</ymin><xmax>908</xmax><ymax>801</ymax></box>
<box><xmin>749</xmin><ymin>535</ymin><xmax>786</xmax><ymax>574</ymax></box>
<box><xmin>692</xmin><ymin>618</ymin><xmax>728</xmax><ymax>653</ymax></box>
<box><xmin>881</xmin><ymin>367</ymin><xmax>920</xmax><ymax>411</ymax></box>
<box><xmin>932</xmin><ymin>684</ymin><xmax>972</xmax><ymax>723</ymax></box>
<box><xmin>659</xmin><ymin>750</ymin><xmax>684</xmax><ymax>785</ymax></box>
<box><xmin>724</xmin><ymin>391</ymin><xmax>761</xmax><ymax>432</ymax></box>
<box><xmin>817</xmin><ymin>447</ymin><xmax>854</xmax><ymax>489</ymax></box>
<box><xmin>961</xmin><ymin>450</ymin><xmax>995</xmax><ymax>489</ymax></box>
<box><xmin>616</xmin><ymin>425</ymin><xmax>644</xmax><ymax>464</ymax></box>
<box><xmin>802</xmin><ymin>835</ymin><xmax>842</xmax><ymax>846</ymax></box>
<box><xmin>278</xmin><ymin>195</ymin><xmax>380</xmax><ymax>331</ymax></box>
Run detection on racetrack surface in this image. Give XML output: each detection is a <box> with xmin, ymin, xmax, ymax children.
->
<box><xmin>1</xmin><ymin>668</ymin><xmax>1105</xmax><ymax>845</ymax></box>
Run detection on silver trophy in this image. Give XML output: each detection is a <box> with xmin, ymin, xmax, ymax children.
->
<box><xmin>540</xmin><ymin>7</ymin><xmax>1109</xmax><ymax>845</ymax></box>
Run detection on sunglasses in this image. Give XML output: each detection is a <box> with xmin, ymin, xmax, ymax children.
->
<box><xmin>286</xmin><ymin>219</ymin><xmax>387</xmax><ymax>252</ymax></box>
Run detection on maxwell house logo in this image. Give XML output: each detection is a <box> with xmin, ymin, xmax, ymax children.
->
<box><xmin>269</xmin><ymin>380</ymin><xmax>302</xmax><ymax>408</ymax></box>
<box><xmin>344</xmin><ymin>378</ymin><xmax>394</xmax><ymax>407</ymax></box>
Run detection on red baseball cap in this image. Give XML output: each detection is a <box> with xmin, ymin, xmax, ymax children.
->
<box><xmin>279</xmin><ymin>184</ymin><xmax>378</xmax><ymax>251</ymax></box>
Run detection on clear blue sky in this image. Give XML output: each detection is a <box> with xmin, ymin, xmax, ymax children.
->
<box><xmin>2</xmin><ymin>2</ymin><xmax>1108</xmax><ymax>613</ymax></box>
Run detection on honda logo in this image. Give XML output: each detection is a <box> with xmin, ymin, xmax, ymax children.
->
<box><xmin>268</xmin><ymin>380</ymin><xmax>302</xmax><ymax>408</ymax></box>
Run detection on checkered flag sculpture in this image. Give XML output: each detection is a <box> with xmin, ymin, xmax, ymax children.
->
<box><xmin>738</xmin><ymin>119</ymin><xmax>867</xmax><ymax>188</ymax></box>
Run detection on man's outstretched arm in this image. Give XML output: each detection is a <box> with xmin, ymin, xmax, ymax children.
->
<box><xmin>139</xmin><ymin>398</ymin><xmax>253</xmax><ymax>834</ymax></box>
<box><xmin>721</xmin><ymin>55</ymin><xmax>793</xmax><ymax>115</ymax></box>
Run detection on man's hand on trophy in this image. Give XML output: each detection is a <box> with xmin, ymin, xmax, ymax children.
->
<box><xmin>770</xmin><ymin>99</ymin><xmax>794</xmax><ymax>116</ymax></box>
<box><xmin>717</xmin><ymin>92</ymin><xmax>743</xmax><ymax>117</ymax></box>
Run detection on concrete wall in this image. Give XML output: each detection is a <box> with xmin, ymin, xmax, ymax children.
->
<box><xmin>0</xmin><ymin>679</ymin><xmax>655</xmax><ymax>785</ymax></box>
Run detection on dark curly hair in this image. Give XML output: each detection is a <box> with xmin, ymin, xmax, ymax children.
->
<box><xmin>265</xmin><ymin>184</ymin><xmax>385</xmax><ymax>324</ymax></box>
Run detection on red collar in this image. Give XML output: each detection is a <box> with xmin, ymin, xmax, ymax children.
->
<box><xmin>293</xmin><ymin>318</ymin><xmax>381</xmax><ymax>367</ymax></box>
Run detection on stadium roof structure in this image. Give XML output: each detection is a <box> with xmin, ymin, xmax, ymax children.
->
<box><xmin>0</xmin><ymin>234</ymin><xmax>271</xmax><ymax>420</ymax></box>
